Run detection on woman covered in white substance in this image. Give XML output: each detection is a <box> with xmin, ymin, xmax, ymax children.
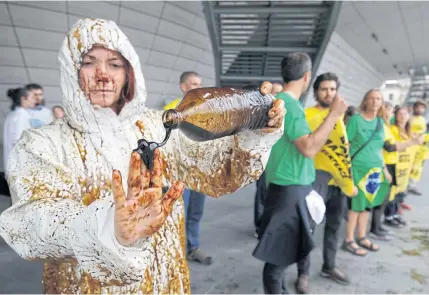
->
<box><xmin>0</xmin><ymin>19</ymin><xmax>285</xmax><ymax>294</ymax></box>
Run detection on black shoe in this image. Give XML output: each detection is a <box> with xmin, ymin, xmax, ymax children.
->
<box><xmin>384</xmin><ymin>219</ymin><xmax>401</xmax><ymax>228</ymax></box>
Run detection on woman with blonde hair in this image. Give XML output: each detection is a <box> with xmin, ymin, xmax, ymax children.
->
<box><xmin>342</xmin><ymin>89</ymin><xmax>392</xmax><ymax>256</ymax></box>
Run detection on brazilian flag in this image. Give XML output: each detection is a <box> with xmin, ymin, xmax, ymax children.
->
<box><xmin>350</xmin><ymin>166</ymin><xmax>390</xmax><ymax>211</ymax></box>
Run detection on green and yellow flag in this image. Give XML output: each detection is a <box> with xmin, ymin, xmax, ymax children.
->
<box><xmin>352</xmin><ymin>166</ymin><xmax>390</xmax><ymax>210</ymax></box>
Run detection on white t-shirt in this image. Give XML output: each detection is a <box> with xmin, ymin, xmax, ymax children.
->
<box><xmin>3</xmin><ymin>107</ymin><xmax>32</xmax><ymax>173</ymax></box>
<box><xmin>28</xmin><ymin>106</ymin><xmax>54</xmax><ymax>128</ymax></box>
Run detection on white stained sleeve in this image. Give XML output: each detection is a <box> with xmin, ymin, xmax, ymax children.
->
<box><xmin>0</xmin><ymin>128</ymin><xmax>150</xmax><ymax>284</ymax></box>
<box><xmin>162</xmin><ymin>116</ymin><xmax>284</xmax><ymax>197</ymax></box>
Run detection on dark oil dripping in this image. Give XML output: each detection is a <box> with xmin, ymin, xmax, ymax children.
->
<box><xmin>134</xmin><ymin>127</ymin><xmax>172</xmax><ymax>170</ymax></box>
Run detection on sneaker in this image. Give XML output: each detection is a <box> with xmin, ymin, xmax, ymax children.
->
<box><xmin>394</xmin><ymin>215</ymin><xmax>408</xmax><ymax>226</ymax></box>
<box><xmin>370</xmin><ymin>230</ymin><xmax>392</xmax><ymax>241</ymax></box>
<box><xmin>378</xmin><ymin>225</ymin><xmax>392</xmax><ymax>235</ymax></box>
<box><xmin>295</xmin><ymin>275</ymin><xmax>310</xmax><ymax>294</ymax></box>
<box><xmin>384</xmin><ymin>219</ymin><xmax>401</xmax><ymax>228</ymax></box>
<box><xmin>187</xmin><ymin>249</ymin><xmax>213</xmax><ymax>265</ymax></box>
<box><xmin>321</xmin><ymin>267</ymin><xmax>350</xmax><ymax>286</ymax></box>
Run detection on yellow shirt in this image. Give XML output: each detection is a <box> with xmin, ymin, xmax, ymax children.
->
<box><xmin>390</xmin><ymin>125</ymin><xmax>417</xmax><ymax>193</ymax></box>
<box><xmin>163</xmin><ymin>98</ymin><xmax>181</xmax><ymax>111</ymax></box>
<box><xmin>305</xmin><ymin>106</ymin><xmax>354</xmax><ymax>196</ymax></box>
<box><xmin>410</xmin><ymin>115</ymin><xmax>427</xmax><ymax>135</ymax></box>
<box><xmin>383</xmin><ymin>123</ymin><xmax>398</xmax><ymax>165</ymax></box>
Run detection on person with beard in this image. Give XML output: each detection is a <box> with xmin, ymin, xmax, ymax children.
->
<box><xmin>26</xmin><ymin>83</ymin><xmax>54</xmax><ymax>127</ymax></box>
<box><xmin>253</xmin><ymin>55</ymin><xmax>348</xmax><ymax>294</ymax></box>
<box><xmin>299</xmin><ymin>73</ymin><xmax>357</xmax><ymax>292</ymax></box>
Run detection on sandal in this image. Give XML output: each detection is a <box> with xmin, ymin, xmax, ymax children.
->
<box><xmin>341</xmin><ymin>240</ymin><xmax>367</xmax><ymax>256</ymax></box>
<box><xmin>357</xmin><ymin>237</ymin><xmax>380</xmax><ymax>252</ymax></box>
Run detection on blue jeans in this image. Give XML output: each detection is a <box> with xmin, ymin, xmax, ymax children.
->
<box><xmin>182</xmin><ymin>188</ymin><xmax>206</xmax><ymax>252</ymax></box>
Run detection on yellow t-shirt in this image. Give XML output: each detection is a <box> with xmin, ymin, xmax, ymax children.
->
<box><xmin>410</xmin><ymin>115</ymin><xmax>427</xmax><ymax>135</ymax></box>
<box><xmin>390</xmin><ymin>125</ymin><xmax>417</xmax><ymax>193</ymax></box>
<box><xmin>383</xmin><ymin>123</ymin><xmax>398</xmax><ymax>165</ymax></box>
<box><xmin>305</xmin><ymin>106</ymin><xmax>354</xmax><ymax>196</ymax></box>
<box><xmin>163</xmin><ymin>98</ymin><xmax>181</xmax><ymax>111</ymax></box>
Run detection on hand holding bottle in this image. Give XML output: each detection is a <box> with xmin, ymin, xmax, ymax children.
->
<box><xmin>261</xmin><ymin>98</ymin><xmax>286</xmax><ymax>133</ymax></box>
<box><xmin>113</xmin><ymin>149</ymin><xmax>184</xmax><ymax>246</ymax></box>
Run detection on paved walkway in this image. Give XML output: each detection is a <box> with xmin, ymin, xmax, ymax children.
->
<box><xmin>1</xmin><ymin>164</ymin><xmax>428</xmax><ymax>294</ymax></box>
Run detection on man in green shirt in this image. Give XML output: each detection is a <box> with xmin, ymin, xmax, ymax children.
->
<box><xmin>253</xmin><ymin>53</ymin><xmax>348</xmax><ymax>294</ymax></box>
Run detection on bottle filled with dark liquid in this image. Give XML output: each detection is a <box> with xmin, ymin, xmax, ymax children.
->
<box><xmin>162</xmin><ymin>81</ymin><xmax>274</xmax><ymax>142</ymax></box>
<box><xmin>135</xmin><ymin>82</ymin><xmax>274</xmax><ymax>169</ymax></box>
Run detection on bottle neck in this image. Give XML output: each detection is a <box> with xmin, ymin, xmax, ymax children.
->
<box><xmin>162</xmin><ymin>109</ymin><xmax>181</xmax><ymax>130</ymax></box>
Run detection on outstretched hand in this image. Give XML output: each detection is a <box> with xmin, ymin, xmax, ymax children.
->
<box><xmin>113</xmin><ymin>149</ymin><xmax>184</xmax><ymax>246</ymax></box>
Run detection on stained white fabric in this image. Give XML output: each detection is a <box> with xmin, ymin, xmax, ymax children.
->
<box><xmin>0</xmin><ymin>18</ymin><xmax>283</xmax><ymax>293</ymax></box>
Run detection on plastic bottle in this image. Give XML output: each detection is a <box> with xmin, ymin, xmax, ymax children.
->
<box><xmin>162</xmin><ymin>81</ymin><xmax>274</xmax><ymax>142</ymax></box>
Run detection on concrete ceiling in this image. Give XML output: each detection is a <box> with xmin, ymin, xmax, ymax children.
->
<box><xmin>335</xmin><ymin>1</ymin><xmax>428</xmax><ymax>80</ymax></box>
<box><xmin>0</xmin><ymin>1</ymin><xmax>215</xmax><ymax>112</ymax></box>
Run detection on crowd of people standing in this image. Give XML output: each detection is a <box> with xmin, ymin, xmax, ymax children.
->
<box><xmin>252</xmin><ymin>53</ymin><xmax>428</xmax><ymax>294</ymax></box>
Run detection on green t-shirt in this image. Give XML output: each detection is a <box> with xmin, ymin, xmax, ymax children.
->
<box><xmin>265</xmin><ymin>92</ymin><xmax>315</xmax><ymax>186</ymax></box>
<box><xmin>347</xmin><ymin>114</ymin><xmax>385</xmax><ymax>168</ymax></box>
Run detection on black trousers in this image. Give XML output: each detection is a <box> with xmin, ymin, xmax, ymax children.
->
<box><xmin>385</xmin><ymin>192</ymin><xmax>406</xmax><ymax>218</ymax></box>
<box><xmin>263</xmin><ymin>259</ymin><xmax>309</xmax><ymax>294</ymax></box>
<box><xmin>254</xmin><ymin>172</ymin><xmax>267</xmax><ymax>235</ymax></box>
<box><xmin>300</xmin><ymin>182</ymin><xmax>346</xmax><ymax>273</ymax></box>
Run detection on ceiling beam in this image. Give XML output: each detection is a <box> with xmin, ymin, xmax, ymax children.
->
<box><xmin>219</xmin><ymin>45</ymin><xmax>317</xmax><ymax>53</ymax></box>
<box><xmin>213</xmin><ymin>5</ymin><xmax>328</xmax><ymax>14</ymax></box>
<box><xmin>220</xmin><ymin>75</ymin><xmax>282</xmax><ymax>82</ymax></box>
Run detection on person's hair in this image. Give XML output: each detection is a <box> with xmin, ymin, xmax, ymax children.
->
<box><xmin>25</xmin><ymin>83</ymin><xmax>43</xmax><ymax>91</ymax></box>
<box><xmin>359</xmin><ymin>89</ymin><xmax>385</xmax><ymax>117</ymax></box>
<box><xmin>394</xmin><ymin>106</ymin><xmax>411</xmax><ymax>137</ymax></box>
<box><xmin>344</xmin><ymin>105</ymin><xmax>358</xmax><ymax>125</ymax></box>
<box><xmin>120</xmin><ymin>59</ymin><xmax>135</xmax><ymax>103</ymax></box>
<box><xmin>52</xmin><ymin>105</ymin><xmax>64</xmax><ymax>112</ymax></box>
<box><xmin>180</xmin><ymin>71</ymin><xmax>200</xmax><ymax>85</ymax></box>
<box><xmin>7</xmin><ymin>87</ymin><xmax>29</xmax><ymax>111</ymax></box>
<box><xmin>381</xmin><ymin>101</ymin><xmax>393</xmax><ymax>124</ymax></box>
<box><xmin>413</xmin><ymin>100</ymin><xmax>427</xmax><ymax>110</ymax></box>
<box><xmin>312</xmin><ymin>72</ymin><xmax>340</xmax><ymax>93</ymax></box>
<box><xmin>280</xmin><ymin>53</ymin><xmax>312</xmax><ymax>83</ymax></box>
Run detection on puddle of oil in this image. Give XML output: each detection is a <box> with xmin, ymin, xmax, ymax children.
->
<box><xmin>410</xmin><ymin>269</ymin><xmax>427</xmax><ymax>285</ymax></box>
<box><xmin>402</xmin><ymin>227</ymin><xmax>429</xmax><ymax>257</ymax></box>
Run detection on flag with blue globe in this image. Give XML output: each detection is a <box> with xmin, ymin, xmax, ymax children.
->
<box><xmin>349</xmin><ymin>167</ymin><xmax>390</xmax><ymax>211</ymax></box>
